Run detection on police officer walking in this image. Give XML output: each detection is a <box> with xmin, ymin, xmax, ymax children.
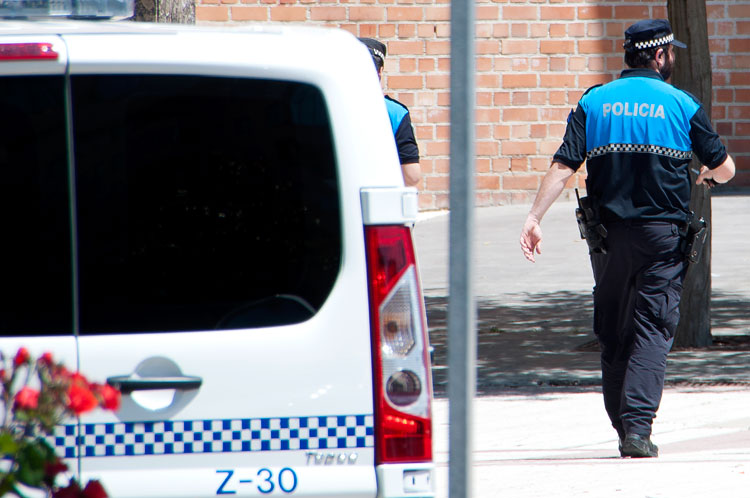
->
<box><xmin>519</xmin><ymin>19</ymin><xmax>735</xmax><ymax>458</ymax></box>
<box><xmin>358</xmin><ymin>37</ymin><xmax>421</xmax><ymax>187</ymax></box>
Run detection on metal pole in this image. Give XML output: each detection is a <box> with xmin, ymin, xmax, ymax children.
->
<box><xmin>448</xmin><ymin>0</ymin><xmax>476</xmax><ymax>497</ymax></box>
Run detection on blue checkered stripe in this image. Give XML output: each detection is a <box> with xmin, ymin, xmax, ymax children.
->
<box><xmin>51</xmin><ymin>415</ymin><xmax>374</xmax><ymax>458</ymax></box>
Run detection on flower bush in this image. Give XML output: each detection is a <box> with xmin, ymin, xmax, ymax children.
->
<box><xmin>0</xmin><ymin>348</ymin><xmax>121</xmax><ymax>498</ymax></box>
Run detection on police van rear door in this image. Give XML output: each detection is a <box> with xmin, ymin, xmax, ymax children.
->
<box><xmin>65</xmin><ymin>26</ymin><xmax>378</xmax><ymax>498</ymax></box>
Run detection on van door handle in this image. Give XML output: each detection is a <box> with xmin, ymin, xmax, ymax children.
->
<box><xmin>107</xmin><ymin>375</ymin><xmax>203</xmax><ymax>394</ymax></box>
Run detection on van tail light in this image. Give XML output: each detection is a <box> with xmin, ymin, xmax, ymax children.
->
<box><xmin>365</xmin><ymin>225</ymin><xmax>432</xmax><ymax>464</ymax></box>
<box><xmin>0</xmin><ymin>43</ymin><xmax>59</xmax><ymax>61</ymax></box>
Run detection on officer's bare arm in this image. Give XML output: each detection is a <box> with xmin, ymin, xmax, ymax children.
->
<box><xmin>527</xmin><ymin>162</ymin><xmax>576</xmax><ymax>224</ymax></box>
<box><xmin>402</xmin><ymin>162</ymin><xmax>421</xmax><ymax>187</ymax></box>
<box><xmin>696</xmin><ymin>155</ymin><xmax>735</xmax><ymax>186</ymax></box>
<box><xmin>520</xmin><ymin>162</ymin><xmax>576</xmax><ymax>262</ymax></box>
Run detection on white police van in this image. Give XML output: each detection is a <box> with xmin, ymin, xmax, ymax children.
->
<box><xmin>0</xmin><ymin>1</ymin><xmax>434</xmax><ymax>496</ymax></box>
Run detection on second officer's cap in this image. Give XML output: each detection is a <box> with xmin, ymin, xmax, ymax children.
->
<box><xmin>358</xmin><ymin>37</ymin><xmax>386</xmax><ymax>62</ymax></box>
<box><xmin>624</xmin><ymin>19</ymin><xmax>687</xmax><ymax>51</ymax></box>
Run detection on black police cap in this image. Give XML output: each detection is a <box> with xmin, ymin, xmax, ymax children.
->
<box><xmin>624</xmin><ymin>19</ymin><xmax>687</xmax><ymax>52</ymax></box>
<box><xmin>358</xmin><ymin>37</ymin><xmax>386</xmax><ymax>61</ymax></box>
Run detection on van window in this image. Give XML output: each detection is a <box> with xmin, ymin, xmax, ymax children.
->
<box><xmin>0</xmin><ymin>76</ymin><xmax>72</xmax><ymax>336</ymax></box>
<box><xmin>72</xmin><ymin>75</ymin><xmax>341</xmax><ymax>333</ymax></box>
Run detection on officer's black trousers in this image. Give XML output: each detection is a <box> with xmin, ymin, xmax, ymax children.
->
<box><xmin>590</xmin><ymin>221</ymin><xmax>687</xmax><ymax>438</ymax></box>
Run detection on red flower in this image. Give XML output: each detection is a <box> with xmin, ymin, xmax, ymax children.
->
<box><xmin>92</xmin><ymin>383</ymin><xmax>121</xmax><ymax>411</ymax></box>
<box><xmin>82</xmin><ymin>480</ymin><xmax>109</xmax><ymax>498</ymax></box>
<box><xmin>67</xmin><ymin>384</ymin><xmax>98</xmax><ymax>415</ymax></box>
<box><xmin>53</xmin><ymin>480</ymin><xmax>81</xmax><ymax>498</ymax></box>
<box><xmin>39</xmin><ymin>351</ymin><xmax>54</xmax><ymax>366</ymax></box>
<box><xmin>14</xmin><ymin>386</ymin><xmax>40</xmax><ymax>410</ymax></box>
<box><xmin>14</xmin><ymin>347</ymin><xmax>30</xmax><ymax>367</ymax></box>
<box><xmin>45</xmin><ymin>458</ymin><xmax>69</xmax><ymax>479</ymax></box>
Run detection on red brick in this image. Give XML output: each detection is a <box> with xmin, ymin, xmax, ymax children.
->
<box><xmin>477</xmin><ymin>6</ymin><xmax>499</xmax><ymax>21</ymax></box>
<box><xmin>310</xmin><ymin>6</ymin><xmax>345</xmax><ymax>21</ymax></box>
<box><xmin>578</xmin><ymin>5</ymin><xmax>612</xmax><ymax>20</ymax></box>
<box><xmin>503</xmin><ymin>141</ymin><xmax>536</xmax><ymax>155</ymax></box>
<box><xmin>614</xmin><ymin>5</ymin><xmax>650</xmax><ymax>19</ymax></box>
<box><xmin>389</xmin><ymin>41</ymin><xmax>424</xmax><ymax>55</ymax></box>
<box><xmin>730</xmin><ymin>73</ymin><xmax>750</xmax><ymax>86</ymax></box>
<box><xmin>426</xmin><ymin>40</ymin><xmax>450</xmax><ymax>55</ymax></box>
<box><xmin>426</xmin><ymin>74</ymin><xmax>449</xmax><ymax>88</ymax></box>
<box><xmin>493</xmin><ymin>124</ymin><xmax>510</xmax><ymax>140</ymax></box>
<box><xmin>502</xmin><ymin>40</ymin><xmax>537</xmax><ymax>54</ymax></box>
<box><xmin>510</xmin><ymin>157</ymin><xmax>529</xmax><ymax>172</ymax></box>
<box><xmin>231</xmin><ymin>6</ymin><xmax>266</xmax><ymax>20</ymax></box>
<box><xmin>503</xmin><ymin>174</ymin><xmax>539</xmax><ymax>190</ymax></box>
<box><xmin>476</xmin><ymin>56</ymin><xmax>493</xmax><ymax>71</ymax></box>
<box><xmin>540</xmin><ymin>6</ymin><xmax>575</xmax><ymax>20</ymax></box>
<box><xmin>729</xmin><ymin>39</ymin><xmax>750</xmax><ymax>53</ymax></box>
<box><xmin>425</xmin><ymin>176</ymin><xmax>449</xmax><ymax>191</ymax></box>
<box><xmin>729</xmin><ymin>4</ymin><xmax>750</xmax><ymax>17</ymax></box>
<box><xmin>540</xmin><ymin>107</ymin><xmax>569</xmax><ymax>122</ymax></box>
<box><xmin>476</xmin><ymin>108</ymin><xmax>500</xmax><ymax>122</ymax></box>
<box><xmin>196</xmin><ymin>5</ymin><xmax>228</xmax><ymax>21</ymax></box>
<box><xmin>387</xmin><ymin>7</ymin><xmax>423</xmax><ymax>21</ymax></box>
<box><xmin>492</xmin><ymin>157</ymin><xmax>510</xmax><ymax>173</ymax></box>
<box><xmin>477</xmin><ymin>24</ymin><xmax>493</xmax><ymax>39</ymax></box>
<box><xmin>388</xmin><ymin>75</ymin><xmax>422</xmax><ymax>89</ymax></box>
<box><xmin>503</xmin><ymin>73</ymin><xmax>537</xmax><ymax>88</ymax></box>
<box><xmin>504</xmin><ymin>107</ymin><xmax>537</xmax><ymax>121</ymax></box>
<box><xmin>540</xmin><ymin>74</ymin><xmax>574</xmax><ymax>88</ymax></box>
<box><xmin>541</xmin><ymin>40</ymin><xmax>575</xmax><ymax>55</ymax></box>
<box><xmin>728</xmin><ymin>139</ymin><xmax>750</xmax><ymax>153</ymax></box>
<box><xmin>476</xmin><ymin>175</ymin><xmax>500</xmax><ymax>190</ymax></box>
<box><xmin>578</xmin><ymin>39</ymin><xmax>614</xmax><ymax>54</ymax></box>
<box><xmin>512</xmin><ymin>91</ymin><xmax>529</xmax><ymax>106</ymax></box>
<box><xmin>269</xmin><ymin>6</ymin><xmax>306</xmax><ymax>21</ymax></box>
<box><xmin>425</xmin><ymin>6</ymin><xmax>449</xmax><ymax>21</ymax></box>
<box><xmin>400</xmin><ymin>58</ymin><xmax>417</xmax><ymax>72</ymax></box>
<box><xmin>425</xmin><ymin>141</ymin><xmax>449</xmax><ymax>157</ymax></box>
<box><xmin>493</xmin><ymin>23</ymin><xmax>510</xmax><ymax>38</ymax></box>
<box><xmin>476</xmin><ymin>158</ymin><xmax>491</xmax><ymax>174</ymax></box>
<box><xmin>502</xmin><ymin>6</ymin><xmax>537</xmax><ymax>20</ymax></box>
<box><xmin>579</xmin><ymin>74</ymin><xmax>612</xmax><ymax>88</ymax></box>
<box><xmin>378</xmin><ymin>24</ymin><xmax>396</xmax><ymax>38</ymax></box>
<box><xmin>350</xmin><ymin>7</ymin><xmax>384</xmax><ymax>21</ymax></box>
<box><xmin>477</xmin><ymin>73</ymin><xmax>500</xmax><ymax>88</ymax></box>
<box><xmin>511</xmin><ymin>124</ymin><xmax>530</xmax><ymax>139</ymax></box>
<box><xmin>398</xmin><ymin>23</ymin><xmax>416</xmax><ymax>37</ymax></box>
<box><xmin>476</xmin><ymin>141</ymin><xmax>499</xmax><ymax>156</ymax></box>
<box><xmin>511</xmin><ymin>23</ymin><xmax>528</xmax><ymax>37</ymax></box>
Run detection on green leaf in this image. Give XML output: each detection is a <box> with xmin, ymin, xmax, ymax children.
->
<box><xmin>15</xmin><ymin>440</ymin><xmax>50</xmax><ymax>488</ymax></box>
<box><xmin>0</xmin><ymin>432</ymin><xmax>19</xmax><ymax>455</ymax></box>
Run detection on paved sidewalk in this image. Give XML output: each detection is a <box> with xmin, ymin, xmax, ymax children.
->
<box><xmin>413</xmin><ymin>193</ymin><xmax>750</xmax><ymax>497</ymax></box>
<box><xmin>414</xmin><ymin>193</ymin><xmax>750</xmax><ymax>392</ymax></box>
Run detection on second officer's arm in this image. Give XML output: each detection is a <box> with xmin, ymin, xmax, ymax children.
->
<box><xmin>520</xmin><ymin>162</ymin><xmax>575</xmax><ymax>263</ymax></box>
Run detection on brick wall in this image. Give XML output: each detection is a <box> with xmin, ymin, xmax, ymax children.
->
<box><xmin>196</xmin><ymin>0</ymin><xmax>750</xmax><ymax>211</ymax></box>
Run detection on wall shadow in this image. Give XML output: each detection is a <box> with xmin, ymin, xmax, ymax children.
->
<box><xmin>426</xmin><ymin>290</ymin><xmax>750</xmax><ymax>398</ymax></box>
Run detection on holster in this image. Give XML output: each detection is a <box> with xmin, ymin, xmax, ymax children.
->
<box><xmin>575</xmin><ymin>189</ymin><xmax>607</xmax><ymax>254</ymax></box>
<box><xmin>679</xmin><ymin>212</ymin><xmax>708</xmax><ymax>264</ymax></box>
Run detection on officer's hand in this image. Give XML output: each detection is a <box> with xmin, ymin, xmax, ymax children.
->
<box><xmin>520</xmin><ymin>216</ymin><xmax>543</xmax><ymax>263</ymax></box>
<box><xmin>695</xmin><ymin>166</ymin><xmax>718</xmax><ymax>188</ymax></box>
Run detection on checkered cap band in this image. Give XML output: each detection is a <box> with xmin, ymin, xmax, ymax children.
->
<box><xmin>587</xmin><ymin>143</ymin><xmax>692</xmax><ymax>160</ymax></box>
<box><xmin>634</xmin><ymin>33</ymin><xmax>674</xmax><ymax>50</ymax></box>
<box><xmin>50</xmin><ymin>414</ymin><xmax>374</xmax><ymax>458</ymax></box>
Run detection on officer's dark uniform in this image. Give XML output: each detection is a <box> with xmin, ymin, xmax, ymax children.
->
<box><xmin>385</xmin><ymin>95</ymin><xmax>420</xmax><ymax>165</ymax></box>
<box><xmin>358</xmin><ymin>37</ymin><xmax>420</xmax><ymax>167</ymax></box>
<box><xmin>553</xmin><ymin>21</ymin><xmax>728</xmax><ymax>441</ymax></box>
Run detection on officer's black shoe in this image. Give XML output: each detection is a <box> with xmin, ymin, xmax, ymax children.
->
<box><xmin>620</xmin><ymin>433</ymin><xmax>658</xmax><ymax>458</ymax></box>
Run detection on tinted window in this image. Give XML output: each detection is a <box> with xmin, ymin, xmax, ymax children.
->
<box><xmin>0</xmin><ymin>76</ymin><xmax>71</xmax><ymax>336</ymax></box>
<box><xmin>72</xmin><ymin>75</ymin><xmax>341</xmax><ymax>333</ymax></box>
